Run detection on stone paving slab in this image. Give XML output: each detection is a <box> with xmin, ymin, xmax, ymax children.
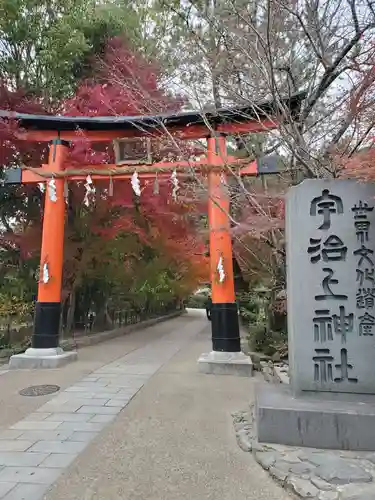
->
<box><xmin>0</xmin><ymin>485</ymin><xmax>13</xmax><ymax>498</ymax></box>
<box><xmin>40</xmin><ymin>454</ymin><xmax>76</xmax><ymax>468</ymax></box>
<box><xmin>0</xmin><ymin>452</ymin><xmax>48</xmax><ymax>467</ymax></box>
<box><xmin>0</xmin><ymin>466</ymin><xmax>62</xmax><ymax>484</ymax></box>
<box><xmin>76</xmin><ymin>406</ymin><xmax>119</xmax><ymax>415</ymax></box>
<box><xmin>28</xmin><ymin>441</ymin><xmax>88</xmax><ymax>455</ymax></box>
<box><xmin>0</xmin><ymin>315</ymin><xmax>187</xmax><ymax>433</ymax></box>
<box><xmin>4</xmin><ymin>484</ymin><xmax>50</xmax><ymax>500</ymax></box>
<box><xmin>0</xmin><ymin>316</ymin><xmax>207</xmax><ymax>500</ymax></box>
<box><xmin>16</xmin><ymin>431</ymin><xmax>73</xmax><ymax>442</ymax></box>
<box><xmin>0</xmin><ymin>433</ymin><xmax>23</xmax><ymax>441</ymax></box>
<box><xmin>44</xmin><ymin>414</ymin><xmax>93</xmax><ymax>423</ymax></box>
<box><xmin>66</xmin><ymin>432</ymin><xmax>98</xmax><ymax>442</ymax></box>
<box><xmin>11</xmin><ymin>422</ymin><xmax>62</xmax><ymax>431</ymax></box>
<box><xmin>56</xmin><ymin>422</ymin><xmax>105</xmax><ymax>432</ymax></box>
<box><xmin>89</xmin><ymin>415</ymin><xmax>115</xmax><ymax>423</ymax></box>
<box><xmin>0</xmin><ymin>442</ymin><xmax>35</xmax><ymax>452</ymax></box>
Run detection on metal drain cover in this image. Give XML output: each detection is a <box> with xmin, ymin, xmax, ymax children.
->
<box><xmin>19</xmin><ymin>384</ymin><xmax>60</xmax><ymax>397</ymax></box>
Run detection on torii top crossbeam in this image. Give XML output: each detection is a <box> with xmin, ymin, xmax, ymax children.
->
<box><xmin>4</xmin><ymin>91</ymin><xmax>306</xmax><ymax>369</ymax></box>
<box><xmin>2</xmin><ymin>91</ymin><xmax>305</xmax><ymax>141</ymax></box>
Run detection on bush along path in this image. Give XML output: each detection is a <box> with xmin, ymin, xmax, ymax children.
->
<box><xmin>0</xmin><ymin>307</ymin><xmax>184</xmax><ymax>364</ymax></box>
<box><xmin>233</xmin><ymin>407</ymin><xmax>375</xmax><ymax>500</ymax></box>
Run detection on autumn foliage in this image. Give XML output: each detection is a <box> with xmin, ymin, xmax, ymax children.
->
<box><xmin>341</xmin><ymin>147</ymin><xmax>375</xmax><ymax>182</ymax></box>
<box><xmin>0</xmin><ymin>37</ymin><xmax>209</xmax><ymax>326</ymax></box>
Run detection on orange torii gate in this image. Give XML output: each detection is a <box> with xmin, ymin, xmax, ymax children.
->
<box><xmin>2</xmin><ymin>92</ymin><xmax>305</xmax><ymax>370</ymax></box>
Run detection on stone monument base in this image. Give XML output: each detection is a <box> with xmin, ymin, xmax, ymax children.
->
<box><xmin>9</xmin><ymin>347</ymin><xmax>77</xmax><ymax>369</ymax></box>
<box><xmin>256</xmin><ymin>383</ymin><xmax>375</xmax><ymax>451</ymax></box>
<box><xmin>198</xmin><ymin>351</ymin><xmax>253</xmax><ymax>377</ymax></box>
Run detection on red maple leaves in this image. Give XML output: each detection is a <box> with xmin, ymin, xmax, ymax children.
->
<box><xmin>0</xmin><ymin>37</ymin><xmax>209</xmax><ymax>295</ymax></box>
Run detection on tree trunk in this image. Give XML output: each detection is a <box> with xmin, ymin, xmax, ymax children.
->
<box><xmin>93</xmin><ymin>299</ymin><xmax>112</xmax><ymax>331</ymax></box>
<box><xmin>65</xmin><ymin>288</ymin><xmax>76</xmax><ymax>335</ymax></box>
<box><xmin>105</xmin><ymin>300</ymin><xmax>112</xmax><ymax>326</ymax></box>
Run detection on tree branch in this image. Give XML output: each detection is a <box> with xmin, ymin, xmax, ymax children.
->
<box><xmin>302</xmin><ymin>26</ymin><xmax>374</xmax><ymax>121</ymax></box>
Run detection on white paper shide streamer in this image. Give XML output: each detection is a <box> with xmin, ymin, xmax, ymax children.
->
<box><xmin>38</xmin><ymin>182</ymin><xmax>45</xmax><ymax>194</ymax></box>
<box><xmin>42</xmin><ymin>263</ymin><xmax>50</xmax><ymax>284</ymax></box>
<box><xmin>171</xmin><ymin>169</ymin><xmax>179</xmax><ymax>201</ymax></box>
<box><xmin>217</xmin><ymin>256</ymin><xmax>225</xmax><ymax>283</ymax></box>
<box><xmin>48</xmin><ymin>179</ymin><xmax>57</xmax><ymax>202</ymax></box>
<box><xmin>131</xmin><ymin>171</ymin><xmax>141</xmax><ymax>196</ymax></box>
<box><xmin>64</xmin><ymin>180</ymin><xmax>69</xmax><ymax>201</ymax></box>
<box><xmin>153</xmin><ymin>174</ymin><xmax>159</xmax><ymax>195</ymax></box>
<box><xmin>220</xmin><ymin>172</ymin><xmax>229</xmax><ymax>195</ymax></box>
<box><xmin>84</xmin><ymin>175</ymin><xmax>96</xmax><ymax>207</ymax></box>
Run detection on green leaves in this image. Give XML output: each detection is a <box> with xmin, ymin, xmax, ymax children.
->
<box><xmin>0</xmin><ymin>0</ymin><xmax>142</xmax><ymax>100</ymax></box>
<box><xmin>0</xmin><ymin>2</ymin><xmax>205</xmax><ymax>329</ymax></box>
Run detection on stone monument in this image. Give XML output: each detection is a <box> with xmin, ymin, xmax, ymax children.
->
<box><xmin>256</xmin><ymin>179</ymin><xmax>375</xmax><ymax>450</ymax></box>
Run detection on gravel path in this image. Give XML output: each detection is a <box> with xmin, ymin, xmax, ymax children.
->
<box><xmin>44</xmin><ymin>311</ymin><xmax>292</xmax><ymax>500</ymax></box>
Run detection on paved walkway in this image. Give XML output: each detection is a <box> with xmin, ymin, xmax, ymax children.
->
<box><xmin>0</xmin><ymin>311</ymin><xmax>291</xmax><ymax>500</ymax></box>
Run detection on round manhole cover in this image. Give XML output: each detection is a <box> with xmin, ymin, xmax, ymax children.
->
<box><xmin>19</xmin><ymin>385</ymin><xmax>60</xmax><ymax>397</ymax></box>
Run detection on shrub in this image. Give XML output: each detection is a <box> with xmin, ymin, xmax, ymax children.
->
<box><xmin>247</xmin><ymin>323</ymin><xmax>270</xmax><ymax>353</ymax></box>
<box><xmin>237</xmin><ymin>291</ymin><xmax>258</xmax><ymax>325</ymax></box>
<box><xmin>0</xmin><ymin>333</ymin><xmax>11</xmax><ymax>349</ymax></box>
<box><xmin>186</xmin><ymin>294</ymin><xmax>207</xmax><ymax>309</ymax></box>
<box><xmin>247</xmin><ymin>323</ymin><xmax>288</xmax><ymax>357</ymax></box>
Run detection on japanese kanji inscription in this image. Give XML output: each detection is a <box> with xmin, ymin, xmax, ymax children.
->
<box><xmin>287</xmin><ymin>180</ymin><xmax>375</xmax><ymax>394</ymax></box>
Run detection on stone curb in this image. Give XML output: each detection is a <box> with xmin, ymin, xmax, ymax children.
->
<box><xmin>273</xmin><ymin>364</ymin><xmax>289</xmax><ymax>384</ymax></box>
<box><xmin>259</xmin><ymin>360</ymin><xmax>290</xmax><ymax>385</ymax></box>
<box><xmin>0</xmin><ymin>311</ymin><xmax>184</xmax><ymax>362</ymax></box>
<box><xmin>61</xmin><ymin>310</ymin><xmax>184</xmax><ymax>350</ymax></box>
<box><xmin>260</xmin><ymin>360</ymin><xmax>282</xmax><ymax>384</ymax></box>
<box><xmin>232</xmin><ymin>407</ymin><xmax>375</xmax><ymax>500</ymax></box>
<box><xmin>0</xmin><ymin>346</ymin><xmax>24</xmax><ymax>361</ymax></box>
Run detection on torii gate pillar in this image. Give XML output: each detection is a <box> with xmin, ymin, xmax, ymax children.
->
<box><xmin>9</xmin><ymin>139</ymin><xmax>77</xmax><ymax>369</ymax></box>
<box><xmin>198</xmin><ymin>135</ymin><xmax>253</xmax><ymax>376</ymax></box>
